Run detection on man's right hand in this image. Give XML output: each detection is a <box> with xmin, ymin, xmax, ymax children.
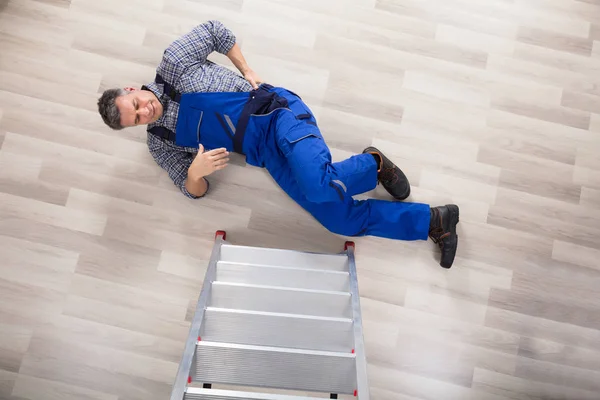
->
<box><xmin>185</xmin><ymin>145</ymin><xmax>229</xmax><ymax>197</ymax></box>
<box><xmin>188</xmin><ymin>145</ymin><xmax>229</xmax><ymax>179</ymax></box>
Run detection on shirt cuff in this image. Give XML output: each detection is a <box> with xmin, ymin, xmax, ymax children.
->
<box><xmin>220</xmin><ymin>35</ymin><xmax>236</xmax><ymax>55</ymax></box>
<box><xmin>180</xmin><ymin>178</ymin><xmax>209</xmax><ymax>199</ymax></box>
<box><xmin>213</xmin><ymin>21</ymin><xmax>236</xmax><ymax>54</ymax></box>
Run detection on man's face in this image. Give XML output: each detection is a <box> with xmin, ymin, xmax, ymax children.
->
<box><xmin>115</xmin><ymin>88</ymin><xmax>164</xmax><ymax>127</ymax></box>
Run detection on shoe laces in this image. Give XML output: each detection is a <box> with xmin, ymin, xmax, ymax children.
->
<box><xmin>429</xmin><ymin>227</ymin><xmax>450</xmax><ymax>245</ymax></box>
<box><xmin>379</xmin><ymin>167</ymin><xmax>398</xmax><ymax>185</ymax></box>
<box><xmin>429</xmin><ymin>207</ymin><xmax>451</xmax><ymax>247</ymax></box>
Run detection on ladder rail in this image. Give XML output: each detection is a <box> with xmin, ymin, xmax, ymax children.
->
<box><xmin>170</xmin><ymin>232</ymin><xmax>226</xmax><ymax>400</ymax></box>
<box><xmin>346</xmin><ymin>242</ymin><xmax>370</xmax><ymax>399</ymax></box>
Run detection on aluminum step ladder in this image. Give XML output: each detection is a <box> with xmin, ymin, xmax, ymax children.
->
<box><xmin>170</xmin><ymin>231</ymin><xmax>370</xmax><ymax>400</ymax></box>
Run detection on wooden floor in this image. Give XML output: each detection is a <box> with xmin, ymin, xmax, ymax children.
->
<box><xmin>1</xmin><ymin>0</ymin><xmax>600</xmax><ymax>399</ymax></box>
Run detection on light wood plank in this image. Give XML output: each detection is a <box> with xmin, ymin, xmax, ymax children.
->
<box><xmin>552</xmin><ymin>240</ymin><xmax>600</xmax><ymax>271</ymax></box>
<box><xmin>12</xmin><ymin>375</ymin><xmax>118</xmax><ymax>400</ymax></box>
<box><xmin>514</xmin><ymin>356</ymin><xmax>600</xmax><ymax>393</ymax></box>
<box><xmin>0</xmin><ymin>236</ymin><xmax>78</xmax><ymax>291</ymax></box>
<box><xmin>590</xmin><ymin>112</ymin><xmax>600</xmax><ymax>131</ymax></box>
<box><xmin>25</xmin><ymin>333</ymin><xmax>178</xmax><ymax>385</ymax></box>
<box><xmin>0</xmin><ymin>370</ymin><xmax>18</xmax><ymax>400</ymax></box>
<box><xmin>369</xmin><ymin>364</ymin><xmax>513</xmax><ymax>400</ymax></box>
<box><xmin>515</xmin><ymin>0</ymin><xmax>600</xmax><ymax>25</ymax></box>
<box><xmin>0</xmin><ymin>323</ymin><xmax>32</xmax><ymax>356</ymax></box>
<box><xmin>491</xmin><ymin>97</ymin><xmax>591</xmax><ymax>129</ymax></box>
<box><xmin>402</xmin><ymin>70</ymin><xmax>491</xmax><ymax>107</ymax></box>
<box><xmin>487</xmin><ymin>54</ymin><xmax>600</xmax><ymax>97</ymax></box>
<box><xmin>0</xmin><ymin>278</ymin><xmax>66</xmax><ymax>325</ymax></box>
<box><xmin>573</xmin><ymin>165</ymin><xmax>600</xmax><ymax>190</ymax></box>
<box><xmin>39</xmin><ymin>314</ymin><xmax>186</xmax><ymax>363</ymax></box>
<box><xmin>1</xmin><ymin>133</ymin><xmax>159</xmax><ymax>185</ymax></box>
<box><xmin>513</xmin><ymin>42</ymin><xmax>600</xmax><ymax>75</ymax></box>
<box><xmin>435</xmin><ymin>24</ymin><xmax>516</xmax><ymax>55</ymax></box>
<box><xmin>473</xmin><ymin>368</ymin><xmax>600</xmax><ymax>400</ymax></box>
<box><xmin>404</xmin><ymin>287</ymin><xmax>488</xmax><ymax>324</ymax></box>
<box><xmin>562</xmin><ymin>90</ymin><xmax>600</xmax><ymax>113</ymax></box>
<box><xmin>485</xmin><ymin>307</ymin><xmax>600</xmax><ymax>350</ymax></box>
<box><xmin>517</xmin><ymin>26</ymin><xmax>593</xmax><ymax>56</ymax></box>
<box><xmin>18</xmin><ymin>352</ymin><xmax>172</xmax><ymax>400</ymax></box>
<box><xmin>418</xmin><ymin>170</ymin><xmax>498</xmax><ymax>204</ymax></box>
<box><xmin>518</xmin><ymin>336</ymin><xmax>600</xmax><ymax>372</ymax></box>
<box><xmin>580</xmin><ymin>186</ymin><xmax>600</xmax><ymax>208</ymax></box>
<box><xmin>68</xmin><ymin>274</ymin><xmax>190</xmax><ymax>322</ymax></box>
<box><xmin>0</xmin><ymin>191</ymin><xmax>107</xmax><ymax>235</ymax></box>
<box><xmin>62</xmin><ymin>295</ymin><xmax>190</xmax><ymax>341</ymax></box>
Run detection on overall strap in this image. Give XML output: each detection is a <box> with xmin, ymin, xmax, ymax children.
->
<box><xmin>155</xmin><ymin>74</ymin><xmax>182</xmax><ymax>103</ymax></box>
<box><xmin>144</xmin><ymin>74</ymin><xmax>180</xmax><ymax>142</ymax></box>
<box><xmin>147</xmin><ymin>125</ymin><xmax>176</xmax><ymax>142</ymax></box>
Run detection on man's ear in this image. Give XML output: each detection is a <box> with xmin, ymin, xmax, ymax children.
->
<box><xmin>124</xmin><ymin>87</ymin><xmax>137</xmax><ymax>93</ymax></box>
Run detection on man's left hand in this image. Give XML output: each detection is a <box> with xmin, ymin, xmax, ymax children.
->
<box><xmin>243</xmin><ymin>69</ymin><xmax>263</xmax><ymax>89</ymax></box>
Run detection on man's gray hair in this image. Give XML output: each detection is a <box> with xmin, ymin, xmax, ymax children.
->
<box><xmin>97</xmin><ymin>88</ymin><xmax>126</xmax><ymax>130</ymax></box>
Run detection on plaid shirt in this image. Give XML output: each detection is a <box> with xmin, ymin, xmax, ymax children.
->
<box><xmin>145</xmin><ymin>20</ymin><xmax>252</xmax><ymax>198</ymax></box>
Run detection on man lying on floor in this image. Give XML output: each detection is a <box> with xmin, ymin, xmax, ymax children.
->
<box><xmin>97</xmin><ymin>20</ymin><xmax>460</xmax><ymax>268</ymax></box>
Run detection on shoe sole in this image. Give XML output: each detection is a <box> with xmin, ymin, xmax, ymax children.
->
<box><xmin>441</xmin><ymin>204</ymin><xmax>459</xmax><ymax>269</ymax></box>
<box><xmin>446</xmin><ymin>204</ymin><xmax>460</xmax><ymax>228</ymax></box>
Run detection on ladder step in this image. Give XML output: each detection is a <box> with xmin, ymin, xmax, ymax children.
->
<box><xmin>184</xmin><ymin>388</ymin><xmax>324</xmax><ymax>399</ymax></box>
<box><xmin>219</xmin><ymin>245</ymin><xmax>348</xmax><ymax>271</ymax></box>
<box><xmin>201</xmin><ymin>308</ymin><xmax>354</xmax><ymax>352</ymax></box>
<box><xmin>193</xmin><ymin>342</ymin><xmax>356</xmax><ymax>395</ymax></box>
<box><xmin>216</xmin><ymin>261</ymin><xmax>350</xmax><ymax>292</ymax></box>
<box><xmin>209</xmin><ymin>282</ymin><xmax>352</xmax><ymax>318</ymax></box>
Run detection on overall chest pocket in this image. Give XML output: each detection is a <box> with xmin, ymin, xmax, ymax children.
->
<box><xmin>174</xmin><ymin>105</ymin><xmax>203</xmax><ymax>149</ymax></box>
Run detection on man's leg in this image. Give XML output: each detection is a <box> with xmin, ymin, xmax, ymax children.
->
<box><xmin>266</xmin><ymin>152</ymin><xmax>429</xmax><ymax>239</ymax></box>
<box><xmin>275</xmin><ymin>123</ymin><xmax>378</xmax><ymax>203</ymax></box>
<box><xmin>264</xmin><ymin>151</ymin><xmax>459</xmax><ymax>267</ymax></box>
<box><xmin>273</xmin><ymin>113</ymin><xmax>412</xmax><ymax>204</ymax></box>
<box><xmin>312</xmin><ymin>196</ymin><xmax>431</xmax><ymax>241</ymax></box>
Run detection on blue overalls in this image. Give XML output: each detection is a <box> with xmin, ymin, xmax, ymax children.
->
<box><xmin>151</xmin><ymin>82</ymin><xmax>430</xmax><ymax>241</ymax></box>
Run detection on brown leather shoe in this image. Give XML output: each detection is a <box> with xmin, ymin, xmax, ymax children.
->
<box><xmin>429</xmin><ymin>205</ymin><xmax>459</xmax><ymax>269</ymax></box>
<box><xmin>363</xmin><ymin>146</ymin><xmax>411</xmax><ymax>200</ymax></box>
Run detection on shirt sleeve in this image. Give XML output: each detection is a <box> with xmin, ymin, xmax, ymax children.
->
<box><xmin>147</xmin><ymin>133</ymin><xmax>207</xmax><ymax>199</ymax></box>
<box><xmin>159</xmin><ymin>20</ymin><xmax>237</xmax><ymax>83</ymax></box>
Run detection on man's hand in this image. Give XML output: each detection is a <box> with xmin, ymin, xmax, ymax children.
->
<box><xmin>184</xmin><ymin>145</ymin><xmax>229</xmax><ymax>197</ymax></box>
<box><xmin>188</xmin><ymin>145</ymin><xmax>229</xmax><ymax>179</ymax></box>
<box><xmin>243</xmin><ymin>69</ymin><xmax>263</xmax><ymax>90</ymax></box>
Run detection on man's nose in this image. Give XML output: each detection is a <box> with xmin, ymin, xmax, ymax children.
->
<box><xmin>137</xmin><ymin>107</ymin><xmax>150</xmax><ymax>117</ymax></box>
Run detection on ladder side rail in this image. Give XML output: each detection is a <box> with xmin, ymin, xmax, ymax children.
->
<box><xmin>170</xmin><ymin>232</ymin><xmax>226</xmax><ymax>400</ymax></box>
<box><xmin>346</xmin><ymin>242</ymin><xmax>370</xmax><ymax>400</ymax></box>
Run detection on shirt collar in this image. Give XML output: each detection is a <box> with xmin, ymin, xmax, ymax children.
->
<box><xmin>141</xmin><ymin>82</ymin><xmax>168</xmax><ymax>110</ymax></box>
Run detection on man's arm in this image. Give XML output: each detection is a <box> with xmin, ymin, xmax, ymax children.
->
<box><xmin>164</xmin><ymin>20</ymin><xmax>235</xmax><ymax>70</ymax></box>
<box><xmin>184</xmin><ymin>173</ymin><xmax>209</xmax><ymax>197</ymax></box>
<box><xmin>148</xmin><ymin>133</ymin><xmax>204</xmax><ymax>198</ymax></box>
<box><xmin>226</xmin><ymin>43</ymin><xmax>261</xmax><ymax>89</ymax></box>
<box><xmin>161</xmin><ymin>20</ymin><xmax>261</xmax><ymax>88</ymax></box>
<box><xmin>186</xmin><ymin>145</ymin><xmax>229</xmax><ymax>196</ymax></box>
<box><xmin>148</xmin><ymin>134</ymin><xmax>229</xmax><ymax>198</ymax></box>
<box><xmin>158</xmin><ymin>20</ymin><xmax>236</xmax><ymax>85</ymax></box>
